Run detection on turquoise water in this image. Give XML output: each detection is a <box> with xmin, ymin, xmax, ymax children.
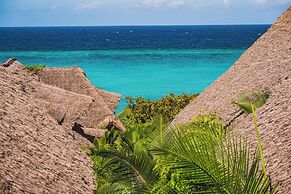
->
<box><xmin>0</xmin><ymin>25</ymin><xmax>269</xmax><ymax>112</ymax></box>
<box><xmin>0</xmin><ymin>49</ymin><xmax>244</xmax><ymax>112</ymax></box>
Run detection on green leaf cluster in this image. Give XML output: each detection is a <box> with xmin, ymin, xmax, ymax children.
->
<box><xmin>25</xmin><ymin>64</ymin><xmax>45</xmax><ymax>74</ymax></box>
<box><xmin>234</xmin><ymin>89</ymin><xmax>270</xmax><ymax>177</ymax></box>
<box><xmin>90</xmin><ymin>114</ymin><xmax>277</xmax><ymax>193</ymax></box>
<box><xmin>234</xmin><ymin>89</ymin><xmax>269</xmax><ymax>114</ymax></box>
<box><xmin>119</xmin><ymin>93</ymin><xmax>198</xmax><ymax>125</ymax></box>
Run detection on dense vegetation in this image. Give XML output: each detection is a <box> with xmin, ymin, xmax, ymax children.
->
<box><xmin>119</xmin><ymin>93</ymin><xmax>198</xmax><ymax>124</ymax></box>
<box><xmin>25</xmin><ymin>64</ymin><xmax>45</xmax><ymax>74</ymax></box>
<box><xmin>90</xmin><ymin>92</ymin><xmax>276</xmax><ymax>193</ymax></box>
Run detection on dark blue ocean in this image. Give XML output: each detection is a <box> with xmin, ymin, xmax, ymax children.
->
<box><xmin>0</xmin><ymin>25</ymin><xmax>269</xmax><ymax>112</ymax></box>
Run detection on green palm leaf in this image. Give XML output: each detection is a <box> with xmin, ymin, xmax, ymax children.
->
<box><xmin>149</xmin><ymin>124</ymin><xmax>276</xmax><ymax>193</ymax></box>
<box><xmin>94</xmin><ymin>137</ymin><xmax>159</xmax><ymax>193</ymax></box>
<box><xmin>92</xmin><ymin>114</ymin><xmax>277</xmax><ymax>193</ymax></box>
<box><xmin>95</xmin><ymin>183</ymin><xmax>126</xmax><ymax>194</ymax></box>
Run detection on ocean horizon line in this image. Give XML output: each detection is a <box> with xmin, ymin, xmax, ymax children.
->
<box><xmin>0</xmin><ymin>23</ymin><xmax>271</xmax><ymax>28</ymax></box>
<box><xmin>0</xmin><ymin>48</ymin><xmax>248</xmax><ymax>53</ymax></box>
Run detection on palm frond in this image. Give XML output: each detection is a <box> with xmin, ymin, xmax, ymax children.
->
<box><xmin>94</xmin><ymin>137</ymin><xmax>159</xmax><ymax>193</ymax></box>
<box><xmin>95</xmin><ymin>183</ymin><xmax>128</xmax><ymax>194</ymax></box>
<box><xmin>149</xmin><ymin>123</ymin><xmax>276</xmax><ymax>193</ymax></box>
<box><xmin>92</xmin><ymin>113</ymin><xmax>277</xmax><ymax>193</ymax></box>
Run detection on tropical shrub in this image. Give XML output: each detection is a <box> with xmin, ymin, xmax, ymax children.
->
<box><xmin>119</xmin><ymin>93</ymin><xmax>198</xmax><ymax>125</ymax></box>
<box><xmin>90</xmin><ymin>114</ymin><xmax>276</xmax><ymax>193</ymax></box>
<box><xmin>179</xmin><ymin>113</ymin><xmax>225</xmax><ymax>137</ymax></box>
<box><xmin>25</xmin><ymin>64</ymin><xmax>45</xmax><ymax>74</ymax></box>
<box><xmin>90</xmin><ymin>90</ymin><xmax>276</xmax><ymax>193</ymax></box>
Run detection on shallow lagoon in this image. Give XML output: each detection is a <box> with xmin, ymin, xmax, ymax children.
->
<box><xmin>0</xmin><ymin>25</ymin><xmax>269</xmax><ymax>112</ymax></box>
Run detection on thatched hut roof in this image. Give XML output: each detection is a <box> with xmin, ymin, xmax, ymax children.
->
<box><xmin>0</xmin><ymin>60</ymin><xmax>126</xmax><ymax>193</ymax></box>
<box><xmin>173</xmin><ymin>7</ymin><xmax>291</xmax><ymax>193</ymax></box>
<box><xmin>0</xmin><ymin>64</ymin><xmax>95</xmax><ymax>193</ymax></box>
<box><xmin>37</xmin><ymin>67</ymin><xmax>125</xmax><ymax>132</ymax></box>
<box><xmin>37</xmin><ymin>67</ymin><xmax>121</xmax><ymax>113</ymax></box>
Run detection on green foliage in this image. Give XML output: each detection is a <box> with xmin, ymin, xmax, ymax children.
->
<box><xmin>150</xmin><ymin>130</ymin><xmax>270</xmax><ymax>193</ymax></box>
<box><xmin>251</xmin><ymin>103</ymin><xmax>267</xmax><ymax>178</ymax></box>
<box><xmin>119</xmin><ymin>93</ymin><xmax>198</xmax><ymax>125</ymax></box>
<box><xmin>94</xmin><ymin>183</ymin><xmax>126</xmax><ymax>194</ymax></box>
<box><xmin>234</xmin><ymin>89</ymin><xmax>269</xmax><ymax>114</ymax></box>
<box><xmin>25</xmin><ymin>64</ymin><xmax>45</xmax><ymax>74</ymax></box>
<box><xmin>90</xmin><ymin>91</ymin><xmax>276</xmax><ymax>193</ymax></box>
<box><xmin>180</xmin><ymin>113</ymin><xmax>225</xmax><ymax>138</ymax></box>
<box><xmin>234</xmin><ymin>89</ymin><xmax>270</xmax><ymax>177</ymax></box>
<box><xmin>91</xmin><ymin>114</ymin><xmax>276</xmax><ymax>193</ymax></box>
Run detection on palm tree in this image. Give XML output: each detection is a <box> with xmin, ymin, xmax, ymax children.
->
<box><xmin>92</xmin><ymin>115</ymin><xmax>276</xmax><ymax>193</ymax></box>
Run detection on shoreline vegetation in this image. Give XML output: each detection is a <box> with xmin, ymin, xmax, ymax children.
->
<box><xmin>90</xmin><ymin>92</ymin><xmax>276</xmax><ymax>193</ymax></box>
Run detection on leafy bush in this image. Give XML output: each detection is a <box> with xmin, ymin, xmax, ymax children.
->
<box><xmin>90</xmin><ymin>114</ymin><xmax>276</xmax><ymax>193</ymax></box>
<box><xmin>90</xmin><ymin>91</ymin><xmax>276</xmax><ymax>193</ymax></box>
<box><xmin>179</xmin><ymin>113</ymin><xmax>226</xmax><ymax>137</ymax></box>
<box><xmin>119</xmin><ymin>93</ymin><xmax>198</xmax><ymax>125</ymax></box>
<box><xmin>25</xmin><ymin>64</ymin><xmax>45</xmax><ymax>74</ymax></box>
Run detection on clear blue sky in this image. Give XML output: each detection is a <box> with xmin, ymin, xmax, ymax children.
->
<box><xmin>0</xmin><ymin>0</ymin><xmax>290</xmax><ymax>26</ymax></box>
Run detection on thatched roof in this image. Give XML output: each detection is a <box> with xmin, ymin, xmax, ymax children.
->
<box><xmin>173</xmin><ymin>7</ymin><xmax>291</xmax><ymax>193</ymax></box>
<box><xmin>37</xmin><ymin>67</ymin><xmax>125</xmax><ymax>132</ymax></box>
<box><xmin>0</xmin><ymin>64</ymin><xmax>95</xmax><ymax>193</ymax></box>
<box><xmin>0</xmin><ymin>60</ymin><xmax>126</xmax><ymax>193</ymax></box>
<box><xmin>37</xmin><ymin>67</ymin><xmax>121</xmax><ymax>113</ymax></box>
